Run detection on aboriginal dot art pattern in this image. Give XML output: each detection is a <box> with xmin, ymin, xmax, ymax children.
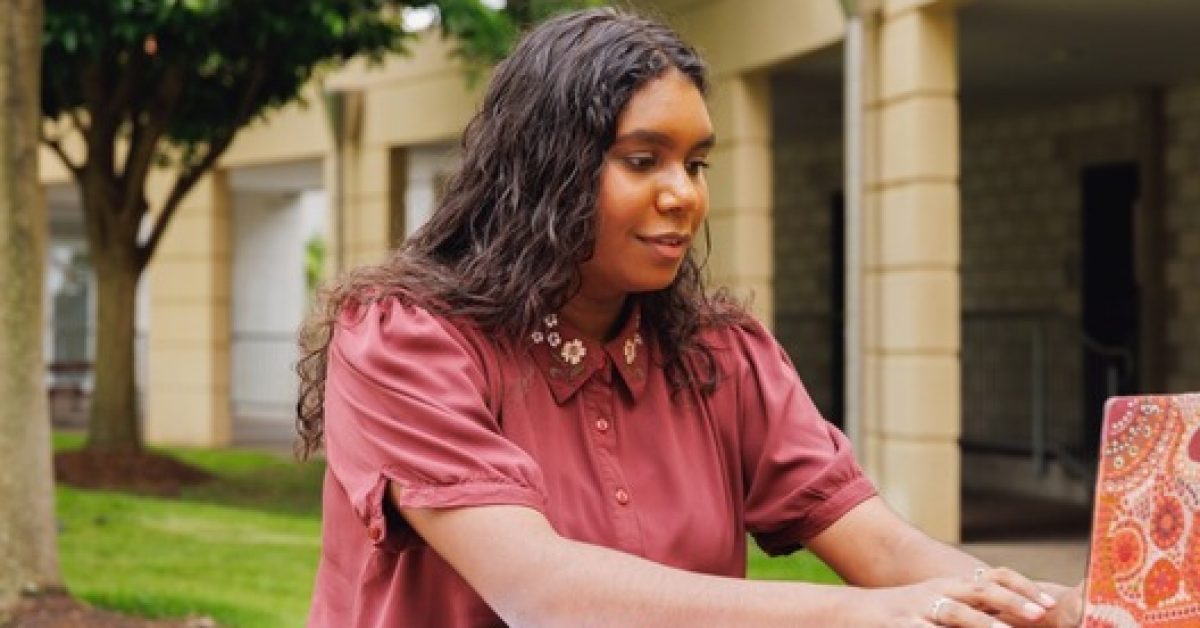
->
<box><xmin>1083</xmin><ymin>394</ymin><xmax>1200</xmax><ymax>628</ymax></box>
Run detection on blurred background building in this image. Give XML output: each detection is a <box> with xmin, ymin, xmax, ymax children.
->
<box><xmin>37</xmin><ymin>0</ymin><xmax>1200</xmax><ymax>544</ymax></box>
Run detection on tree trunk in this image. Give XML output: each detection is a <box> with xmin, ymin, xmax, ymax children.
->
<box><xmin>0</xmin><ymin>0</ymin><xmax>63</xmax><ymax>613</ymax></box>
<box><xmin>86</xmin><ymin>252</ymin><xmax>141</xmax><ymax>453</ymax></box>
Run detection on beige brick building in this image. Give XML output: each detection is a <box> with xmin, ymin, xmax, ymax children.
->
<box><xmin>40</xmin><ymin>0</ymin><xmax>1200</xmax><ymax>543</ymax></box>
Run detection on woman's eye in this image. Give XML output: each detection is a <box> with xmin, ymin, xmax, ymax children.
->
<box><xmin>686</xmin><ymin>159</ymin><xmax>711</xmax><ymax>176</ymax></box>
<box><xmin>624</xmin><ymin>154</ymin><xmax>656</xmax><ymax>170</ymax></box>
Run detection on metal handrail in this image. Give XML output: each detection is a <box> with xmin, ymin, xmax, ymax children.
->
<box><xmin>962</xmin><ymin>309</ymin><xmax>1135</xmax><ymax>477</ymax></box>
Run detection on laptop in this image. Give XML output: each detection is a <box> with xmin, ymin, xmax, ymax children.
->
<box><xmin>1082</xmin><ymin>393</ymin><xmax>1200</xmax><ymax>627</ymax></box>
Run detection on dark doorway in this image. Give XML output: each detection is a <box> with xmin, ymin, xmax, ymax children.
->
<box><xmin>1080</xmin><ymin>162</ymin><xmax>1140</xmax><ymax>459</ymax></box>
<box><xmin>829</xmin><ymin>191</ymin><xmax>846</xmax><ymax>429</ymax></box>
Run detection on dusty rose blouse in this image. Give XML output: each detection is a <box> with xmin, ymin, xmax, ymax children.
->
<box><xmin>307</xmin><ymin>299</ymin><xmax>875</xmax><ymax>627</ymax></box>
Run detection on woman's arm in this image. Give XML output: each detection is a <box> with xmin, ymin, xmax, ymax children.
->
<box><xmin>807</xmin><ymin>496</ymin><xmax>1080</xmax><ymax>628</ymax></box>
<box><xmin>807</xmin><ymin>497</ymin><xmax>993</xmax><ymax>586</ymax></box>
<box><xmin>399</xmin><ymin>487</ymin><xmax>1049</xmax><ymax>627</ymax></box>
<box><xmin>401</xmin><ymin>498</ymin><xmax>850</xmax><ymax>626</ymax></box>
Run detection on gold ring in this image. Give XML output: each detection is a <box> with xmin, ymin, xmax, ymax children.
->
<box><xmin>931</xmin><ymin>597</ymin><xmax>952</xmax><ymax>623</ymax></box>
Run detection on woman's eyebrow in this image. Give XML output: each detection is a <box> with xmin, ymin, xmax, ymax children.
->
<box><xmin>613</xmin><ymin>129</ymin><xmax>717</xmax><ymax>150</ymax></box>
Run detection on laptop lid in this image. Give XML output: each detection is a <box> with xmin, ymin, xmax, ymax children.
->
<box><xmin>1082</xmin><ymin>394</ymin><xmax>1200</xmax><ymax>627</ymax></box>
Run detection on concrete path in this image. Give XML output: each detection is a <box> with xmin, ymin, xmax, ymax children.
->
<box><xmin>960</xmin><ymin>490</ymin><xmax>1092</xmax><ymax>585</ymax></box>
<box><xmin>962</xmin><ymin>538</ymin><xmax>1088</xmax><ymax>584</ymax></box>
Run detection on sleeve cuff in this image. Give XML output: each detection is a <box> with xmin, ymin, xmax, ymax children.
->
<box><xmin>754</xmin><ymin>474</ymin><xmax>877</xmax><ymax>557</ymax></box>
<box><xmin>360</xmin><ymin>471</ymin><xmax>548</xmax><ymax>553</ymax></box>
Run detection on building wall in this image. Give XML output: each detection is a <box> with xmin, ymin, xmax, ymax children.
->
<box><xmin>230</xmin><ymin>189</ymin><xmax>325</xmax><ymax>421</ymax></box>
<box><xmin>1164</xmin><ymin>80</ymin><xmax>1200</xmax><ymax>393</ymax></box>
<box><xmin>144</xmin><ymin>173</ymin><xmax>233</xmax><ymax>446</ymax></box>
<box><xmin>960</xmin><ymin>94</ymin><xmax>1142</xmax><ymax>465</ymax></box>
<box><xmin>404</xmin><ymin>142</ymin><xmax>459</xmax><ymax>238</ymax></box>
<box><xmin>772</xmin><ymin>80</ymin><xmax>1198</xmax><ymax>499</ymax></box>
<box><xmin>771</xmin><ymin>74</ymin><xmax>844</xmax><ymax>421</ymax></box>
<box><xmin>643</xmin><ymin>0</ymin><xmax>844</xmax><ymax>78</ymax></box>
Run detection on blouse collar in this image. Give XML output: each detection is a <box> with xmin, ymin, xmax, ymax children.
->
<box><xmin>527</xmin><ymin>305</ymin><xmax>648</xmax><ymax>404</ymax></box>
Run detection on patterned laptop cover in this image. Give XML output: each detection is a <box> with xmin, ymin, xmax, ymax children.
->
<box><xmin>1083</xmin><ymin>394</ymin><xmax>1200</xmax><ymax>627</ymax></box>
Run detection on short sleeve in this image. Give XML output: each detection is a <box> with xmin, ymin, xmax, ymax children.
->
<box><xmin>323</xmin><ymin>299</ymin><xmax>548</xmax><ymax>551</ymax></box>
<box><xmin>729</xmin><ymin>320</ymin><xmax>876</xmax><ymax>556</ymax></box>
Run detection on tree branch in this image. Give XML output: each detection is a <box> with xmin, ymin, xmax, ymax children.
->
<box><xmin>105</xmin><ymin>48</ymin><xmax>146</xmax><ymax>121</ymax></box>
<box><xmin>46</xmin><ymin>63</ymin><xmax>92</xmax><ymax>138</ymax></box>
<box><xmin>42</xmin><ymin>71</ymin><xmax>91</xmax><ymax>171</ymax></box>
<box><xmin>39</xmin><ymin>127</ymin><xmax>84</xmax><ymax>176</ymax></box>
<box><xmin>64</xmin><ymin>106</ymin><xmax>88</xmax><ymax>139</ymax></box>
<box><xmin>135</xmin><ymin>142</ymin><xmax>219</xmax><ymax>273</ymax></box>
<box><xmin>80</xmin><ymin>61</ymin><xmax>120</xmax><ymax>180</ymax></box>
<box><xmin>118</xmin><ymin>65</ymin><xmax>185</xmax><ymax>219</ymax></box>
<box><xmin>137</xmin><ymin>61</ymin><xmax>269</xmax><ymax>272</ymax></box>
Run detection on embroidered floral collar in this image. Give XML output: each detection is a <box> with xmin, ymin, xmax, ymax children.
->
<box><xmin>528</xmin><ymin>307</ymin><xmax>648</xmax><ymax>403</ymax></box>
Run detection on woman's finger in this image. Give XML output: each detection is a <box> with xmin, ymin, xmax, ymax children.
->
<box><xmin>984</xmin><ymin>567</ymin><xmax>1058</xmax><ymax>610</ymax></box>
<box><xmin>948</xmin><ymin>578</ymin><xmax>1047</xmax><ymax>625</ymax></box>
<box><xmin>930</xmin><ymin>595</ymin><xmax>1010</xmax><ymax>628</ymax></box>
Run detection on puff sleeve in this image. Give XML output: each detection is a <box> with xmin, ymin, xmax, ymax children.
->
<box><xmin>729</xmin><ymin>320</ymin><xmax>876</xmax><ymax>556</ymax></box>
<box><xmin>323</xmin><ymin>299</ymin><xmax>548</xmax><ymax>551</ymax></box>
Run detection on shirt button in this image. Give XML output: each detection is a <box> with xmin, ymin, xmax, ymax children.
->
<box><xmin>595</xmin><ymin>418</ymin><xmax>610</xmax><ymax>433</ymax></box>
<box><xmin>367</xmin><ymin>525</ymin><xmax>383</xmax><ymax>542</ymax></box>
<box><xmin>614</xmin><ymin>488</ymin><xmax>630</xmax><ymax>505</ymax></box>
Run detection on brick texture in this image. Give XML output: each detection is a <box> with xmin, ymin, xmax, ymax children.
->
<box><xmin>771</xmin><ymin>76</ymin><xmax>1200</xmax><ymax>460</ymax></box>
<box><xmin>770</xmin><ymin>74</ymin><xmax>844</xmax><ymax>422</ymax></box>
<box><xmin>1165</xmin><ymin>80</ymin><xmax>1200</xmax><ymax>392</ymax></box>
<box><xmin>960</xmin><ymin>94</ymin><xmax>1140</xmax><ymax>456</ymax></box>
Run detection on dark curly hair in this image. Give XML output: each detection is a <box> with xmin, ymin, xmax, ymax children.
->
<box><xmin>295</xmin><ymin>7</ymin><xmax>746</xmax><ymax>459</ymax></box>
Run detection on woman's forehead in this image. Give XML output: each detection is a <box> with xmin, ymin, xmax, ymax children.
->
<box><xmin>613</xmin><ymin>69</ymin><xmax>713</xmax><ymax>143</ymax></box>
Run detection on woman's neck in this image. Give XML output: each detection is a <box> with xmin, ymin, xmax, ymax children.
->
<box><xmin>559</xmin><ymin>292</ymin><xmax>631</xmax><ymax>343</ymax></box>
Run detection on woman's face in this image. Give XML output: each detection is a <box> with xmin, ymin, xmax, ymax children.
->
<box><xmin>577</xmin><ymin>67</ymin><xmax>714</xmax><ymax>302</ymax></box>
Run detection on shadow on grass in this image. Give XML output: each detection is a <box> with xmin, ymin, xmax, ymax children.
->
<box><xmin>173</xmin><ymin>452</ymin><xmax>325</xmax><ymax>519</ymax></box>
<box><xmin>79</xmin><ymin>590</ymin><xmax>274</xmax><ymax>626</ymax></box>
<box><xmin>54</xmin><ymin>431</ymin><xmax>326</xmax><ymax>519</ymax></box>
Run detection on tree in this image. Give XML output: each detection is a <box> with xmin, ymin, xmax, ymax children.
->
<box><xmin>0</xmin><ymin>0</ymin><xmax>61</xmax><ymax>614</ymax></box>
<box><xmin>40</xmin><ymin>0</ymin><xmax>596</xmax><ymax>454</ymax></box>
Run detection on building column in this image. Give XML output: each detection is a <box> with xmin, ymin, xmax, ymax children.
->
<box><xmin>145</xmin><ymin>172</ymin><xmax>232</xmax><ymax>447</ymax></box>
<box><xmin>336</xmin><ymin>143</ymin><xmax>405</xmax><ymax>271</ymax></box>
<box><xmin>862</xmin><ymin>0</ymin><xmax>961</xmax><ymax>542</ymax></box>
<box><xmin>709</xmin><ymin>72</ymin><xmax>774</xmax><ymax>324</ymax></box>
<box><xmin>324</xmin><ymin>89</ymin><xmax>403</xmax><ymax>274</ymax></box>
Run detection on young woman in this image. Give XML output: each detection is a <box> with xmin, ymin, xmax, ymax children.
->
<box><xmin>297</xmin><ymin>8</ymin><xmax>1082</xmax><ymax>627</ymax></box>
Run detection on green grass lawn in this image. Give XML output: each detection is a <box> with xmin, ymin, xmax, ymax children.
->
<box><xmin>54</xmin><ymin>433</ymin><xmax>839</xmax><ymax>626</ymax></box>
<box><xmin>54</xmin><ymin>433</ymin><xmax>324</xmax><ymax>627</ymax></box>
<box><xmin>748</xmin><ymin>545</ymin><xmax>842</xmax><ymax>584</ymax></box>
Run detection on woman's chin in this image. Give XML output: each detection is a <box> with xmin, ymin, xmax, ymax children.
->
<box><xmin>628</xmin><ymin>275</ymin><xmax>681</xmax><ymax>294</ymax></box>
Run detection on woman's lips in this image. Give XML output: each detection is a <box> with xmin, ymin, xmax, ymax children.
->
<box><xmin>638</xmin><ymin>233</ymin><xmax>690</xmax><ymax>260</ymax></box>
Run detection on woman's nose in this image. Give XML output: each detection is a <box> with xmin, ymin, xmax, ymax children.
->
<box><xmin>655</xmin><ymin>169</ymin><xmax>699</xmax><ymax>214</ymax></box>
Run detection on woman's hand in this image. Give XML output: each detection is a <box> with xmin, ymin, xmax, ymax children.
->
<box><xmin>809</xmin><ymin>499</ymin><xmax>1082</xmax><ymax>627</ymax></box>
<box><xmin>967</xmin><ymin>572</ymin><xmax>1081</xmax><ymax>628</ymax></box>
<box><xmin>853</xmin><ymin>568</ymin><xmax>1060</xmax><ymax>627</ymax></box>
<box><xmin>1021</xmin><ymin>581</ymin><xmax>1082</xmax><ymax>628</ymax></box>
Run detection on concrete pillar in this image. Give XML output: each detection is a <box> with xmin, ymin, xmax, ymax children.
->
<box><xmin>324</xmin><ymin>89</ymin><xmax>403</xmax><ymax>274</ymax></box>
<box><xmin>708</xmin><ymin>72</ymin><xmax>774</xmax><ymax>325</ymax></box>
<box><xmin>145</xmin><ymin>172</ymin><xmax>232</xmax><ymax>447</ymax></box>
<box><xmin>862</xmin><ymin>0</ymin><xmax>961</xmax><ymax>542</ymax></box>
<box><xmin>339</xmin><ymin>143</ymin><xmax>405</xmax><ymax>270</ymax></box>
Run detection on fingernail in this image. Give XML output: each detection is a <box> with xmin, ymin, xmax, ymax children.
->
<box><xmin>992</xmin><ymin>622</ymin><xmax>1011</xmax><ymax>628</ymax></box>
<box><xmin>1024</xmin><ymin>601</ymin><xmax>1045</xmax><ymax>619</ymax></box>
<box><xmin>1039</xmin><ymin>592</ymin><xmax>1057</xmax><ymax>607</ymax></box>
